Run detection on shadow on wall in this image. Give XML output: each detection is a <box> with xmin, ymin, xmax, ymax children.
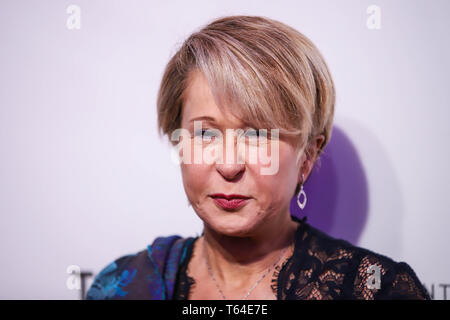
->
<box><xmin>290</xmin><ymin>126</ymin><xmax>369</xmax><ymax>245</ymax></box>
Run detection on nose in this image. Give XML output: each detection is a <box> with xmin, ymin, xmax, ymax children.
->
<box><xmin>216</xmin><ymin>162</ymin><xmax>245</xmax><ymax>182</ymax></box>
<box><xmin>215</xmin><ymin>132</ymin><xmax>245</xmax><ymax>182</ymax></box>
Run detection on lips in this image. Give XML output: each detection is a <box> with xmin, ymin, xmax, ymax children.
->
<box><xmin>210</xmin><ymin>193</ymin><xmax>251</xmax><ymax>210</ymax></box>
<box><xmin>210</xmin><ymin>193</ymin><xmax>251</xmax><ymax>200</ymax></box>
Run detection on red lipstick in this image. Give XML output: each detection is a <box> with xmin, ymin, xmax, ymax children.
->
<box><xmin>210</xmin><ymin>193</ymin><xmax>251</xmax><ymax>210</ymax></box>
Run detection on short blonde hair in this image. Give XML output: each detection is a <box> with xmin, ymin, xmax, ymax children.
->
<box><xmin>157</xmin><ymin>15</ymin><xmax>335</xmax><ymax>166</ymax></box>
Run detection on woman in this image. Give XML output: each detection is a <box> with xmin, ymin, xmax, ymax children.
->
<box><xmin>86</xmin><ymin>15</ymin><xmax>430</xmax><ymax>300</ymax></box>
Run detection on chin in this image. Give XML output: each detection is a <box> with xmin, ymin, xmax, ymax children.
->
<box><xmin>205</xmin><ymin>211</ymin><xmax>260</xmax><ymax>237</ymax></box>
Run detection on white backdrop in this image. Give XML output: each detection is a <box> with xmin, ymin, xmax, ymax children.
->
<box><xmin>0</xmin><ymin>0</ymin><xmax>448</xmax><ymax>299</ymax></box>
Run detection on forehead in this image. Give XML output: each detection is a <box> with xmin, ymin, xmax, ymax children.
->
<box><xmin>181</xmin><ymin>70</ymin><xmax>244</xmax><ymax>127</ymax></box>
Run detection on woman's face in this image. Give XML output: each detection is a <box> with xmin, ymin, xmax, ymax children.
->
<box><xmin>178</xmin><ymin>70</ymin><xmax>303</xmax><ymax>237</ymax></box>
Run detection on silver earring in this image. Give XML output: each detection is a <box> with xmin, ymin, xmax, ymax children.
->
<box><xmin>297</xmin><ymin>174</ymin><xmax>307</xmax><ymax>210</ymax></box>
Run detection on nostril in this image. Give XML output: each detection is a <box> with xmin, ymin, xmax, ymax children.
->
<box><xmin>223</xmin><ymin>170</ymin><xmax>244</xmax><ymax>182</ymax></box>
<box><xmin>216</xmin><ymin>163</ymin><xmax>245</xmax><ymax>182</ymax></box>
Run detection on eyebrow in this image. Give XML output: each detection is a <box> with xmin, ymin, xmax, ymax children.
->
<box><xmin>188</xmin><ymin>116</ymin><xmax>252</xmax><ymax>130</ymax></box>
<box><xmin>188</xmin><ymin>116</ymin><xmax>217</xmax><ymax>123</ymax></box>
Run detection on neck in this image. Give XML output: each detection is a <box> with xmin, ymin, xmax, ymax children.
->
<box><xmin>201</xmin><ymin>211</ymin><xmax>299</xmax><ymax>289</ymax></box>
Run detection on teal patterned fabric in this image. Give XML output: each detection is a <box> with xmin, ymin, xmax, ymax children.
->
<box><xmin>86</xmin><ymin>235</ymin><xmax>195</xmax><ymax>300</ymax></box>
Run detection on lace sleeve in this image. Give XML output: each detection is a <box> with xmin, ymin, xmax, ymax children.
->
<box><xmin>276</xmin><ymin>220</ymin><xmax>432</xmax><ymax>300</ymax></box>
<box><xmin>376</xmin><ymin>261</ymin><xmax>431</xmax><ymax>300</ymax></box>
<box><xmin>352</xmin><ymin>254</ymin><xmax>431</xmax><ymax>300</ymax></box>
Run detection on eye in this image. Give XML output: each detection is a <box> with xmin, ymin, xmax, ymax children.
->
<box><xmin>194</xmin><ymin>129</ymin><xmax>218</xmax><ymax>141</ymax></box>
<box><xmin>244</xmin><ymin>129</ymin><xmax>271</xmax><ymax>139</ymax></box>
<box><xmin>245</xmin><ymin>130</ymin><xmax>259</xmax><ymax>138</ymax></box>
<box><xmin>243</xmin><ymin>129</ymin><xmax>260</xmax><ymax>139</ymax></box>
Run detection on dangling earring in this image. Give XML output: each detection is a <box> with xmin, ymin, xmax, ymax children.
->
<box><xmin>297</xmin><ymin>174</ymin><xmax>307</xmax><ymax>210</ymax></box>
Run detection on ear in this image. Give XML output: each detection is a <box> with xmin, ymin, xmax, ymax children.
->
<box><xmin>297</xmin><ymin>134</ymin><xmax>326</xmax><ymax>185</ymax></box>
<box><xmin>297</xmin><ymin>152</ymin><xmax>307</xmax><ymax>184</ymax></box>
<box><xmin>315</xmin><ymin>134</ymin><xmax>326</xmax><ymax>155</ymax></box>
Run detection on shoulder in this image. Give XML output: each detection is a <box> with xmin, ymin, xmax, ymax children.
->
<box><xmin>290</xmin><ymin>220</ymin><xmax>431</xmax><ymax>300</ymax></box>
<box><xmin>86</xmin><ymin>235</ymin><xmax>194</xmax><ymax>300</ymax></box>
<box><xmin>85</xmin><ymin>252</ymin><xmax>139</xmax><ymax>300</ymax></box>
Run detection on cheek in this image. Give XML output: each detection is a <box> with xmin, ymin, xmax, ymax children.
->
<box><xmin>277</xmin><ymin>140</ymin><xmax>300</xmax><ymax>174</ymax></box>
<box><xmin>253</xmin><ymin>144</ymin><xmax>299</xmax><ymax>200</ymax></box>
<box><xmin>180</xmin><ymin>162</ymin><xmax>209</xmax><ymax>198</ymax></box>
<box><xmin>252</xmin><ymin>173</ymin><xmax>288</xmax><ymax>205</ymax></box>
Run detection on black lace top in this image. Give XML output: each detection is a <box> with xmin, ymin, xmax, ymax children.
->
<box><xmin>173</xmin><ymin>216</ymin><xmax>431</xmax><ymax>300</ymax></box>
